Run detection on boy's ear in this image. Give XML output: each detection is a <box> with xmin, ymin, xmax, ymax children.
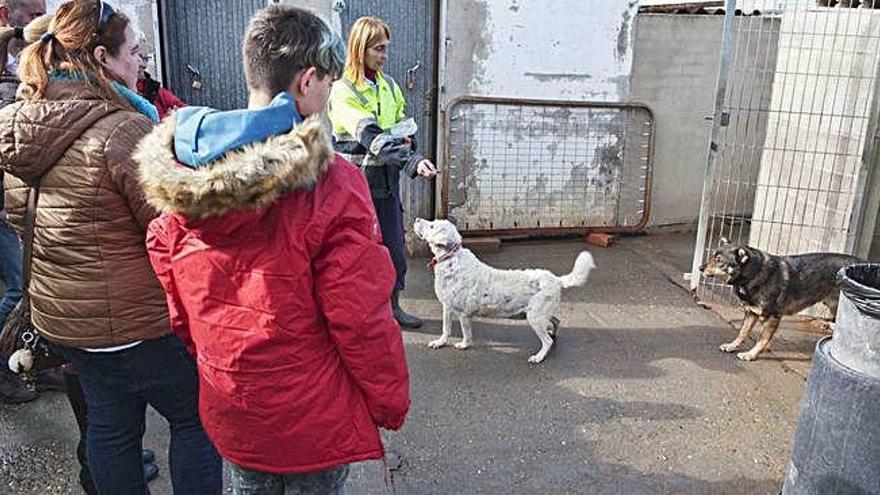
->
<box><xmin>285</xmin><ymin>68</ymin><xmax>312</xmax><ymax>99</ymax></box>
<box><xmin>298</xmin><ymin>67</ymin><xmax>318</xmax><ymax>95</ymax></box>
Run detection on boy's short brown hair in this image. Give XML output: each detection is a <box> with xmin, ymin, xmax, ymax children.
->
<box><xmin>242</xmin><ymin>5</ymin><xmax>344</xmax><ymax>96</ymax></box>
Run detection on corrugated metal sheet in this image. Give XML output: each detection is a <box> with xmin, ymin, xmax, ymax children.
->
<box><xmin>339</xmin><ymin>1</ymin><xmax>438</xmax><ymax>227</ymax></box>
<box><xmin>162</xmin><ymin>0</ymin><xmax>265</xmax><ymax>110</ymax></box>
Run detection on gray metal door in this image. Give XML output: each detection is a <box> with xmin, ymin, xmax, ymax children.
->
<box><xmin>160</xmin><ymin>0</ymin><xmax>266</xmax><ymax>110</ymax></box>
<box><xmin>338</xmin><ymin>0</ymin><xmax>439</xmax><ymax>223</ymax></box>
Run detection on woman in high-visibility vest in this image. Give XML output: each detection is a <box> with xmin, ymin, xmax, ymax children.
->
<box><xmin>329</xmin><ymin>16</ymin><xmax>437</xmax><ymax>329</ymax></box>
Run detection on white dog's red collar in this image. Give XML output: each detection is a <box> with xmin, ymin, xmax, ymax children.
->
<box><xmin>428</xmin><ymin>243</ymin><xmax>461</xmax><ymax>269</ymax></box>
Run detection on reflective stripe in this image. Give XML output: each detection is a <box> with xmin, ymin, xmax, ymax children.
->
<box><xmin>342</xmin><ymin>79</ymin><xmax>369</xmax><ymax>106</ymax></box>
<box><xmin>384</xmin><ymin>75</ymin><xmax>397</xmax><ymax>92</ymax></box>
<box><xmin>339</xmin><ymin>152</ymin><xmax>366</xmax><ymax>166</ymax></box>
<box><xmin>343</xmin><ymin>75</ymin><xmax>397</xmax><ymax>108</ymax></box>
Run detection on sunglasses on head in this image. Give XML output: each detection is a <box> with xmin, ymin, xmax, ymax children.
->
<box><xmin>96</xmin><ymin>0</ymin><xmax>115</xmax><ymax>35</ymax></box>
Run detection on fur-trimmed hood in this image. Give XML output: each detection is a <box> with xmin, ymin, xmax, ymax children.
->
<box><xmin>136</xmin><ymin>113</ymin><xmax>334</xmax><ymax>219</ymax></box>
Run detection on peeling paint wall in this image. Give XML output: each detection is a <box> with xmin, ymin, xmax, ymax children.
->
<box><xmin>441</xmin><ymin>0</ymin><xmax>638</xmax><ymax>102</ymax></box>
<box><xmin>439</xmin><ymin>0</ymin><xmax>643</xmax><ymax>228</ymax></box>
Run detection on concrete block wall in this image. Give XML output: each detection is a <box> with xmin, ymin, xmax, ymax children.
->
<box><xmin>748</xmin><ymin>9</ymin><xmax>880</xmax><ymax>255</ymax></box>
<box><xmin>631</xmin><ymin>14</ymin><xmax>780</xmax><ymax>228</ymax></box>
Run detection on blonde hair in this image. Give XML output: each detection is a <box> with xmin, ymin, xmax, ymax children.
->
<box><xmin>18</xmin><ymin>0</ymin><xmax>131</xmax><ymax>103</ymax></box>
<box><xmin>344</xmin><ymin>16</ymin><xmax>390</xmax><ymax>83</ymax></box>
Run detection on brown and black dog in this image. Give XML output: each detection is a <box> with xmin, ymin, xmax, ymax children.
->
<box><xmin>700</xmin><ymin>239</ymin><xmax>862</xmax><ymax>361</ymax></box>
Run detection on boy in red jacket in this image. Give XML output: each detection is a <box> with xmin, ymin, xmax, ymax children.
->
<box><xmin>135</xmin><ymin>5</ymin><xmax>410</xmax><ymax>493</ymax></box>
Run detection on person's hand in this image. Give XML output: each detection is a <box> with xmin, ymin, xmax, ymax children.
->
<box><xmin>416</xmin><ymin>159</ymin><xmax>438</xmax><ymax>178</ymax></box>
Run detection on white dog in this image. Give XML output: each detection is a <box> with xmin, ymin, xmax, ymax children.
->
<box><xmin>413</xmin><ymin>218</ymin><xmax>595</xmax><ymax>363</ymax></box>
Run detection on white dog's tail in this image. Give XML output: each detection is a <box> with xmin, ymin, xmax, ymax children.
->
<box><xmin>558</xmin><ymin>251</ymin><xmax>595</xmax><ymax>288</ymax></box>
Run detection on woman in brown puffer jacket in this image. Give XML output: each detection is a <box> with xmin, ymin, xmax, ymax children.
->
<box><xmin>0</xmin><ymin>2</ymin><xmax>220</xmax><ymax>493</ymax></box>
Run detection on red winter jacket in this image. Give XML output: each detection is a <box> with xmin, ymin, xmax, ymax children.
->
<box><xmin>135</xmin><ymin>116</ymin><xmax>410</xmax><ymax>473</ymax></box>
<box><xmin>136</xmin><ymin>76</ymin><xmax>185</xmax><ymax>120</ymax></box>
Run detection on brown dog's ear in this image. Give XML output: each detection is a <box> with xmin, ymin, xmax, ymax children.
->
<box><xmin>737</xmin><ymin>247</ymin><xmax>749</xmax><ymax>264</ymax></box>
<box><xmin>720</xmin><ymin>237</ymin><xmax>730</xmax><ymax>246</ymax></box>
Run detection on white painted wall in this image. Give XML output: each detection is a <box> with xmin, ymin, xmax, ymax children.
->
<box><xmin>441</xmin><ymin>0</ymin><xmax>638</xmax><ymax>103</ymax></box>
<box><xmin>437</xmin><ymin>0</ymin><xmax>642</xmax><ymax>226</ymax></box>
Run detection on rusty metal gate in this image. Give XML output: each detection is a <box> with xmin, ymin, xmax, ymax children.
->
<box><xmin>691</xmin><ymin>0</ymin><xmax>880</xmax><ymax>305</ymax></box>
<box><xmin>442</xmin><ymin>97</ymin><xmax>655</xmax><ymax>236</ymax></box>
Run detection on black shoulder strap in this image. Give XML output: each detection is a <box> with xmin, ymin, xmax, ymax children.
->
<box><xmin>19</xmin><ymin>181</ymin><xmax>39</xmax><ymax>304</ymax></box>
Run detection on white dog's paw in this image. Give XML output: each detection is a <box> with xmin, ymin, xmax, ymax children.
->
<box><xmin>719</xmin><ymin>342</ymin><xmax>741</xmax><ymax>353</ymax></box>
<box><xmin>527</xmin><ymin>353</ymin><xmax>546</xmax><ymax>364</ymax></box>
<box><xmin>736</xmin><ymin>351</ymin><xmax>758</xmax><ymax>361</ymax></box>
<box><xmin>428</xmin><ymin>338</ymin><xmax>448</xmax><ymax>349</ymax></box>
<box><xmin>454</xmin><ymin>341</ymin><xmax>471</xmax><ymax>350</ymax></box>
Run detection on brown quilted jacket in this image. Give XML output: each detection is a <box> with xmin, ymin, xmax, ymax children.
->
<box><xmin>0</xmin><ymin>80</ymin><xmax>169</xmax><ymax>348</ymax></box>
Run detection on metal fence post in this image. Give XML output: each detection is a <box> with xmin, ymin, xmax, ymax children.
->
<box><xmin>690</xmin><ymin>0</ymin><xmax>738</xmax><ymax>290</ymax></box>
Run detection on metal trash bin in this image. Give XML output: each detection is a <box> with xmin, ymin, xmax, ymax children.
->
<box><xmin>783</xmin><ymin>264</ymin><xmax>880</xmax><ymax>495</ymax></box>
<box><xmin>829</xmin><ymin>264</ymin><xmax>880</xmax><ymax>377</ymax></box>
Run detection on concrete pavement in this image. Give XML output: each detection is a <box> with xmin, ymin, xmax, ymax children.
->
<box><xmin>0</xmin><ymin>233</ymin><xmax>818</xmax><ymax>494</ymax></box>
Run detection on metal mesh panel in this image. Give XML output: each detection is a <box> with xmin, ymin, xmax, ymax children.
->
<box><xmin>442</xmin><ymin>97</ymin><xmax>654</xmax><ymax>235</ymax></box>
<box><xmin>692</xmin><ymin>0</ymin><xmax>880</xmax><ymax>305</ymax></box>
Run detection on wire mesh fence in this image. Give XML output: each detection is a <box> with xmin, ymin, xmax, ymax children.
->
<box><xmin>691</xmin><ymin>0</ymin><xmax>880</xmax><ymax>307</ymax></box>
<box><xmin>442</xmin><ymin>97</ymin><xmax>654</xmax><ymax>235</ymax></box>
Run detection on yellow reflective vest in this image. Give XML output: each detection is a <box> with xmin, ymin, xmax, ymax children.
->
<box><xmin>329</xmin><ymin>71</ymin><xmax>406</xmax><ymax>140</ymax></box>
<box><xmin>329</xmin><ymin>71</ymin><xmax>422</xmax><ymax>199</ymax></box>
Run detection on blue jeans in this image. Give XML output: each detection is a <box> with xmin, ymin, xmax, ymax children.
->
<box><xmin>50</xmin><ymin>335</ymin><xmax>222</xmax><ymax>495</ymax></box>
<box><xmin>0</xmin><ymin>217</ymin><xmax>22</xmax><ymax>328</ymax></box>
<box><xmin>230</xmin><ymin>463</ymin><xmax>349</xmax><ymax>495</ymax></box>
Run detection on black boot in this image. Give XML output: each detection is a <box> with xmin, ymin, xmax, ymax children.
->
<box><xmin>392</xmin><ymin>290</ymin><xmax>422</xmax><ymax>329</ymax></box>
<box><xmin>0</xmin><ymin>366</ymin><xmax>37</xmax><ymax>404</ymax></box>
<box><xmin>35</xmin><ymin>366</ymin><xmax>67</xmax><ymax>392</ymax></box>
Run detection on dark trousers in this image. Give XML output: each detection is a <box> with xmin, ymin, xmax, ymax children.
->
<box><xmin>64</xmin><ymin>370</ymin><xmax>98</xmax><ymax>495</ymax></box>
<box><xmin>373</xmin><ymin>196</ymin><xmax>407</xmax><ymax>291</ymax></box>
<box><xmin>50</xmin><ymin>335</ymin><xmax>222</xmax><ymax>495</ymax></box>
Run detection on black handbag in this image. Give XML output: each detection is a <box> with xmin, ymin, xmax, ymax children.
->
<box><xmin>0</xmin><ymin>180</ymin><xmax>65</xmax><ymax>377</ymax></box>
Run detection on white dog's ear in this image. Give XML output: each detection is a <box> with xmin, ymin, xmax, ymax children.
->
<box><xmin>445</xmin><ymin>222</ymin><xmax>463</xmax><ymax>245</ymax></box>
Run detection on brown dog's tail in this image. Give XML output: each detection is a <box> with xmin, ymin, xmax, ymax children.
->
<box><xmin>558</xmin><ymin>251</ymin><xmax>595</xmax><ymax>288</ymax></box>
